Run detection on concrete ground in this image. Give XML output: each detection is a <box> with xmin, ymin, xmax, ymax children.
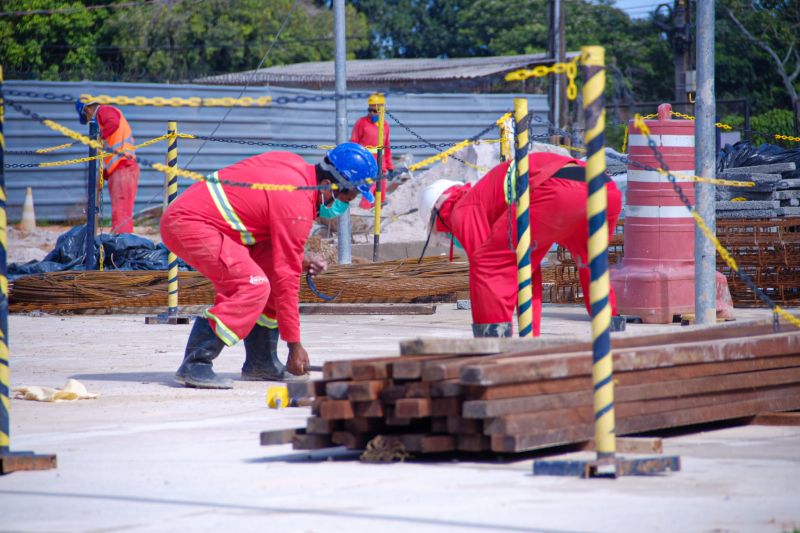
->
<box><xmin>1</xmin><ymin>304</ymin><xmax>798</xmax><ymax>533</ymax></box>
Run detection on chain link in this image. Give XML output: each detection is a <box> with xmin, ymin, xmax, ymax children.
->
<box><xmin>633</xmin><ymin>113</ymin><xmax>800</xmax><ymax>330</ymax></box>
<box><xmin>504</xmin><ymin>56</ymin><xmax>580</xmax><ymax>100</ymax></box>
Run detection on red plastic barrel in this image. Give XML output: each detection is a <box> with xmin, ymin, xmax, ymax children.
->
<box><xmin>611</xmin><ymin>104</ymin><xmax>698</xmax><ymax>323</ymax></box>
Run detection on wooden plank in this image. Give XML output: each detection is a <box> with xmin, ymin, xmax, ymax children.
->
<box><xmin>395</xmin><ymin>398</ymin><xmax>432</xmax><ymax>418</ymax></box>
<box><xmin>400</xmin><ymin>434</ymin><xmax>456</xmax><ymax>453</ymax></box>
<box><xmin>287</xmin><ymin>380</ymin><xmax>327</xmax><ymax>399</ymax></box>
<box><xmin>292</xmin><ymin>433</ymin><xmax>333</xmax><ymax>450</ymax></box>
<box><xmin>325</xmin><ymin>381</ymin><xmax>350</xmax><ymax>400</ymax></box>
<box><xmin>323</xmin><ymin>360</ymin><xmax>352</xmax><ymax>380</ymax></box>
<box><xmin>379</xmin><ymin>385</ymin><xmax>406</xmax><ymax>404</ymax></box>
<box><xmin>300</xmin><ymin>303</ymin><xmax>437</xmax><ymax>315</ymax></box>
<box><xmin>347</xmin><ymin>380</ymin><xmax>389</xmax><ymax>401</ymax></box>
<box><xmin>331</xmin><ymin>431</ymin><xmax>369</xmax><ymax>449</ymax></box>
<box><xmin>457</xmin><ymin>434</ymin><xmax>492</xmax><ymax>452</ymax></box>
<box><xmin>466</xmin><ymin>366</ymin><xmax>800</xmax><ymax>419</ymax></box>
<box><xmin>431</xmin><ymin>397</ymin><xmax>461</xmax><ymax>417</ymax></box>
<box><xmin>353</xmin><ymin>401</ymin><xmax>384</xmax><ymax>418</ymax></box>
<box><xmin>431</xmin><ymin>417</ymin><xmax>449</xmax><ymax>433</ymax></box>
<box><xmin>404</xmin><ymin>381</ymin><xmax>432</xmax><ymax>398</ymax></box>
<box><xmin>484</xmin><ymin>383</ymin><xmax>800</xmax><ymax>435</ymax></box>
<box><xmin>345</xmin><ymin>418</ymin><xmax>386</xmax><ymax>433</ymax></box>
<box><xmin>306</xmin><ymin>418</ymin><xmax>339</xmax><ymax>435</ymax></box>
<box><xmin>447</xmin><ymin>417</ymin><xmax>482</xmax><ymax>435</ymax></box>
<box><xmin>400</xmin><ymin>336</ymin><xmax>584</xmax><ymax>356</ymax></box>
<box><xmin>260</xmin><ymin>427</ymin><xmax>301</xmax><ymax>446</ymax></box>
<box><xmin>750</xmin><ymin>411</ymin><xmax>800</xmax><ymax>426</ymax></box>
<box><xmin>461</xmin><ymin>331</ymin><xmax>800</xmax><ymax>386</ymax></box>
<box><xmin>385</xmin><ymin>406</ymin><xmax>412</xmax><ymax>426</ymax></box>
<box><xmin>431</xmin><ymin>379</ymin><xmax>462</xmax><ymax>397</ymax></box>
<box><xmin>580</xmin><ymin>437</ymin><xmax>663</xmax><ymax>455</ymax></box>
<box><xmin>319</xmin><ymin>400</ymin><xmax>355</xmax><ymax>420</ymax></box>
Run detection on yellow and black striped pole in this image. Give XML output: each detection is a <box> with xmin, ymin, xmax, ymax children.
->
<box><xmin>165</xmin><ymin>122</ymin><xmax>179</xmax><ymax>317</ymax></box>
<box><xmin>0</xmin><ymin>65</ymin><xmax>9</xmax><ymax>455</ymax></box>
<box><xmin>582</xmin><ymin>46</ymin><xmax>616</xmax><ymax>462</ymax></box>
<box><xmin>513</xmin><ymin>98</ymin><xmax>533</xmax><ymax>338</ymax></box>
<box><xmin>372</xmin><ymin>101</ymin><xmax>386</xmax><ymax>262</ymax></box>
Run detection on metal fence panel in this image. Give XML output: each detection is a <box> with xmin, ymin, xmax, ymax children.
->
<box><xmin>4</xmin><ymin>80</ymin><xmax>547</xmax><ymax>221</ymax></box>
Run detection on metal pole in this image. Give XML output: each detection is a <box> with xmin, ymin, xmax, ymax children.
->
<box><xmin>85</xmin><ymin>120</ymin><xmax>99</xmax><ymax>270</ymax></box>
<box><xmin>333</xmin><ymin>0</ymin><xmax>351</xmax><ymax>264</ymax></box>
<box><xmin>0</xmin><ymin>65</ymin><xmax>9</xmax><ymax>454</ymax></box>
<box><xmin>372</xmin><ymin>102</ymin><xmax>385</xmax><ymax>262</ymax></box>
<box><xmin>794</xmin><ymin>99</ymin><xmax>799</xmax><ymax>137</ymax></box>
<box><xmin>166</xmin><ymin>122</ymin><xmax>179</xmax><ymax>317</ymax></box>
<box><xmin>694</xmin><ymin>0</ymin><xmax>716</xmax><ymax>326</ymax></box>
<box><xmin>744</xmin><ymin>100</ymin><xmax>752</xmax><ymax>141</ymax></box>
<box><xmin>582</xmin><ymin>45</ymin><xmax>616</xmax><ymax>463</ymax></box>
<box><xmin>513</xmin><ymin>98</ymin><xmax>533</xmax><ymax>338</ymax></box>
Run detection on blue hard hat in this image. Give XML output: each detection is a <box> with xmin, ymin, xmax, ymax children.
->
<box><xmin>75</xmin><ymin>101</ymin><xmax>88</xmax><ymax>124</ymax></box>
<box><xmin>323</xmin><ymin>142</ymin><xmax>379</xmax><ymax>203</ymax></box>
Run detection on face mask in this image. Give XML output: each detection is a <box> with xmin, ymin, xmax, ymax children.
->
<box><xmin>319</xmin><ymin>197</ymin><xmax>350</xmax><ymax>219</ymax></box>
<box><xmin>445</xmin><ymin>233</ymin><xmax>464</xmax><ymax>250</ymax></box>
<box><xmin>370</xmin><ymin>114</ymin><xmax>379</xmax><ymax>123</ymax></box>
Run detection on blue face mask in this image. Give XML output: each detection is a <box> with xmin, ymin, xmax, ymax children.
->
<box><xmin>445</xmin><ymin>233</ymin><xmax>464</xmax><ymax>250</ymax></box>
<box><xmin>319</xmin><ymin>197</ymin><xmax>349</xmax><ymax>219</ymax></box>
<box><xmin>370</xmin><ymin>114</ymin><xmax>379</xmax><ymax>123</ymax></box>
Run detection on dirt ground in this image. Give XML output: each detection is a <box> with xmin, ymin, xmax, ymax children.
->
<box><xmin>1</xmin><ymin>305</ymin><xmax>799</xmax><ymax>532</ymax></box>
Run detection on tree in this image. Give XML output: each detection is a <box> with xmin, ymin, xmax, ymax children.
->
<box><xmin>721</xmin><ymin>0</ymin><xmax>799</xmax><ymax>108</ymax></box>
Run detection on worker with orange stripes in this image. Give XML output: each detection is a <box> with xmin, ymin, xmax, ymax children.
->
<box><xmin>419</xmin><ymin>152</ymin><xmax>623</xmax><ymax>337</ymax></box>
<box><xmin>160</xmin><ymin>143</ymin><xmax>377</xmax><ymax>389</ymax></box>
<box><xmin>76</xmin><ymin>100</ymin><xmax>140</xmax><ymax>233</ymax></box>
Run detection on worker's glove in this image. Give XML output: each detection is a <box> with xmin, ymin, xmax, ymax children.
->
<box><xmin>302</xmin><ymin>251</ymin><xmax>328</xmax><ymax>276</ymax></box>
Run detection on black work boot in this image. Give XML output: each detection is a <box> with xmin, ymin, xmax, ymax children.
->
<box><xmin>241</xmin><ymin>325</ymin><xmax>309</xmax><ymax>383</ymax></box>
<box><xmin>471</xmin><ymin>322</ymin><xmax>513</xmax><ymax>338</ymax></box>
<box><xmin>175</xmin><ymin>317</ymin><xmax>233</xmax><ymax>389</ymax></box>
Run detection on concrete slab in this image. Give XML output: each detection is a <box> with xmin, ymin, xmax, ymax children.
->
<box><xmin>1</xmin><ymin>305</ymin><xmax>799</xmax><ymax>532</ymax></box>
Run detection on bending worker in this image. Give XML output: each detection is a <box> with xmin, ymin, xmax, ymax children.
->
<box><xmin>419</xmin><ymin>152</ymin><xmax>623</xmax><ymax>337</ymax></box>
<box><xmin>76</xmin><ymin>99</ymin><xmax>140</xmax><ymax>234</ymax></box>
<box><xmin>161</xmin><ymin>143</ymin><xmax>378</xmax><ymax>389</ymax></box>
<box><xmin>351</xmin><ymin>92</ymin><xmax>393</xmax><ymax>209</ymax></box>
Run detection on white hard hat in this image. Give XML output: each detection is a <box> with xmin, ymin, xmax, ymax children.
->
<box><xmin>418</xmin><ymin>179</ymin><xmax>462</xmax><ymax>230</ymax></box>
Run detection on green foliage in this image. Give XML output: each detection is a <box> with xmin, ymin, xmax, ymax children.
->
<box><xmin>0</xmin><ymin>0</ymin><xmax>371</xmax><ymax>81</ymax></box>
<box><xmin>750</xmin><ymin>109</ymin><xmax>797</xmax><ymax>148</ymax></box>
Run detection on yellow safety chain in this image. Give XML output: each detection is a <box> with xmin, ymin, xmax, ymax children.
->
<box><xmin>670</xmin><ymin>110</ymin><xmax>733</xmax><ymax>131</ymax></box>
<box><xmin>504</xmin><ymin>56</ymin><xmax>580</xmax><ymax>100</ymax></box>
<box><xmin>407</xmin><ymin>140</ymin><xmax>489</xmax><ymax>173</ymax></box>
<box><xmin>35</xmin><ymin>141</ymin><xmax>74</xmax><ymax>154</ymax></box>
<box><xmin>773</xmin><ymin>133</ymin><xmax>800</xmax><ymax>143</ymax></box>
<box><xmin>31</xmin><ymin>133</ymin><xmax>173</xmax><ymax>168</ymax></box>
<box><xmin>80</xmin><ymin>94</ymin><xmax>273</xmax><ymax>108</ymax></box>
<box><xmin>633</xmin><ymin>113</ymin><xmax>800</xmax><ymax>329</ymax></box>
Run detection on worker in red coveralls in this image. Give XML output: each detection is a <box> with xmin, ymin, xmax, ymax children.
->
<box><xmin>76</xmin><ymin>100</ymin><xmax>140</xmax><ymax>234</ymax></box>
<box><xmin>160</xmin><ymin>143</ymin><xmax>378</xmax><ymax>389</ymax></box>
<box><xmin>419</xmin><ymin>152</ymin><xmax>624</xmax><ymax>337</ymax></box>
<box><xmin>350</xmin><ymin>92</ymin><xmax>393</xmax><ymax>209</ymax></box>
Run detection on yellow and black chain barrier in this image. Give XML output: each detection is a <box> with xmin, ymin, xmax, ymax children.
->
<box><xmin>632</xmin><ymin>114</ymin><xmax>800</xmax><ymax>330</ymax></box>
<box><xmin>504</xmin><ymin>56</ymin><xmax>580</xmax><ymax>101</ymax></box>
<box><xmin>80</xmin><ymin>94</ymin><xmax>274</xmax><ymax>108</ymax></box>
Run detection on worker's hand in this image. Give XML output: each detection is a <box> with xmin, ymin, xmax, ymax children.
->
<box><xmin>286</xmin><ymin>342</ymin><xmax>310</xmax><ymax>376</ymax></box>
<box><xmin>302</xmin><ymin>251</ymin><xmax>328</xmax><ymax>276</ymax></box>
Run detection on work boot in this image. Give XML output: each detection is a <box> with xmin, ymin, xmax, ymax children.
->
<box><xmin>471</xmin><ymin>322</ymin><xmax>513</xmax><ymax>338</ymax></box>
<box><xmin>175</xmin><ymin>317</ymin><xmax>233</xmax><ymax>389</ymax></box>
<box><xmin>241</xmin><ymin>325</ymin><xmax>309</xmax><ymax>383</ymax></box>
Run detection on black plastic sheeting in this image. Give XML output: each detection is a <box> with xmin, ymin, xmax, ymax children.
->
<box><xmin>717</xmin><ymin>141</ymin><xmax>800</xmax><ymax>177</ymax></box>
<box><xmin>9</xmin><ymin>225</ymin><xmax>192</xmax><ymax>279</ymax></box>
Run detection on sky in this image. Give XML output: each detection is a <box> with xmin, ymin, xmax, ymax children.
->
<box><xmin>596</xmin><ymin>0</ymin><xmax>665</xmax><ymax>19</ymax></box>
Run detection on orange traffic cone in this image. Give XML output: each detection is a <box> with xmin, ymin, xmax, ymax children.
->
<box><xmin>19</xmin><ymin>186</ymin><xmax>36</xmax><ymax>232</ymax></box>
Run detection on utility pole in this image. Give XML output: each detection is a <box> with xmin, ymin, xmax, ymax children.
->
<box><xmin>333</xmin><ymin>0</ymin><xmax>351</xmax><ymax>264</ymax></box>
<box><xmin>694</xmin><ymin>0</ymin><xmax>716</xmax><ymax>326</ymax></box>
<box><xmin>547</xmin><ymin>0</ymin><xmax>567</xmax><ymax>135</ymax></box>
<box><xmin>655</xmin><ymin>0</ymin><xmax>693</xmax><ymax>102</ymax></box>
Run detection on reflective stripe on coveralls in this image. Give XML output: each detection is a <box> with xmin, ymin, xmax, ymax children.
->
<box><xmin>205</xmin><ymin>172</ymin><xmax>256</xmax><ymax>245</ymax></box>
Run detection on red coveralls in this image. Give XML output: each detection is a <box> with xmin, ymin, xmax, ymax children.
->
<box><xmin>160</xmin><ymin>152</ymin><xmax>317</xmax><ymax>346</ymax></box>
<box><xmin>437</xmin><ymin>153</ymin><xmax>622</xmax><ymax>336</ymax></box>
<box><xmin>95</xmin><ymin>105</ymin><xmax>140</xmax><ymax>234</ymax></box>
<box><xmin>351</xmin><ymin>115</ymin><xmax>393</xmax><ymax>208</ymax></box>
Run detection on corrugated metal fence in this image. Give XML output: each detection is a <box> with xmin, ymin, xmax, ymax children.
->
<box><xmin>3</xmin><ymin>80</ymin><xmax>547</xmax><ymax>221</ymax></box>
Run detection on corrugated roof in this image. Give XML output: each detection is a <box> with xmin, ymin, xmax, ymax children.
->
<box><xmin>197</xmin><ymin>53</ymin><xmax>579</xmax><ymax>86</ymax></box>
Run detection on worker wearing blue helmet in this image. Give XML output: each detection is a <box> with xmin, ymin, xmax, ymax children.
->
<box><xmin>160</xmin><ymin>143</ymin><xmax>377</xmax><ymax>389</ymax></box>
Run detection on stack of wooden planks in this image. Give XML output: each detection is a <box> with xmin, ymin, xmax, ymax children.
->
<box><xmin>262</xmin><ymin>319</ymin><xmax>800</xmax><ymax>456</ymax></box>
